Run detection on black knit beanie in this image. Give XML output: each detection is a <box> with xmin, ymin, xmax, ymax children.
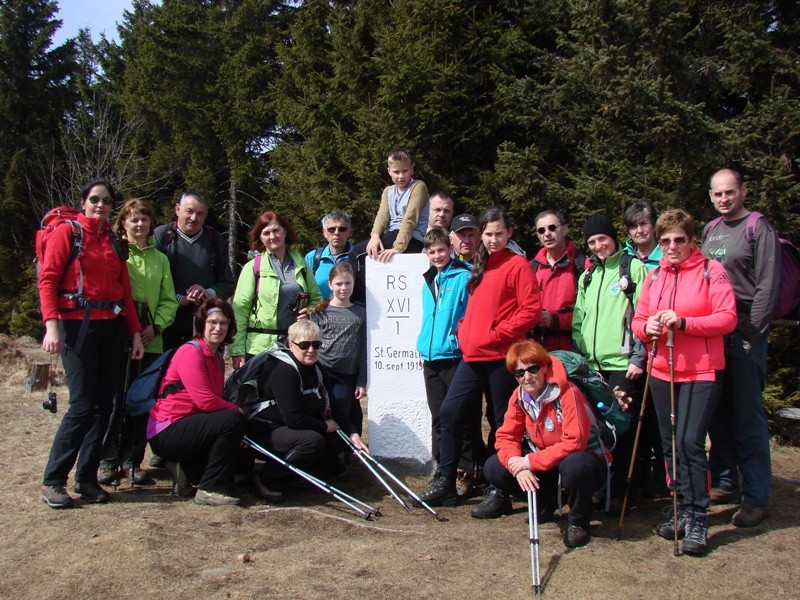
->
<box><xmin>583</xmin><ymin>215</ymin><xmax>618</xmax><ymax>243</ymax></box>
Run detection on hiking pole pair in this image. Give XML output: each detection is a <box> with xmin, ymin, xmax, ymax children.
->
<box><xmin>528</xmin><ymin>489</ymin><xmax>542</xmax><ymax>596</ymax></box>
<box><xmin>666</xmin><ymin>328</ymin><xmax>680</xmax><ymax>557</ymax></box>
<box><xmin>242</xmin><ymin>436</ymin><xmax>380</xmax><ymax>520</ymax></box>
<box><xmin>336</xmin><ymin>430</ymin><xmax>447</xmax><ymax>522</ymax></box>
<box><xmin>616</xmin><ymin>337</ymin><xmax>658</xmax><ymax>540</ymax></box>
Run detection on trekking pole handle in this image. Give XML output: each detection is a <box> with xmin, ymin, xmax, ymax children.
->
<box><xmin>666</xmin><ymin>327</ymin><xmax>675</xmax><ymax>348</ymax></box>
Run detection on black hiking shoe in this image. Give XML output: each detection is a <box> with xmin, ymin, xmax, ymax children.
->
<box><xmin>41</xmin><ymin>484</ymin><xmax>73</xmax><ymax>508</ymax></box>
<box><xmin>656</xmin><ymin>505</ymin><xmax>688</xmax><ymax>540</ymax></box>
<box><xmin>471</xmin><ymin>486</ymin><xmax>513</xmax><ymax>519</ymax></box>
<box><xmin>411</xmin><ymin>475</ymin><xmax>458</xmax><ymax>507</ymax></box>
<box><xmin>74</xmin><ymin>482</ymin><xmax>111</xmax><ymax>503</ymax></box>
<box><xmin>682</xmin><ymin>511</ymin><xmax>709</xmax><ymax>556</ymax></box>
<box><xmin>563</xmin><ymin>524</ymin><xmax>590</xmax><ymax>548</ymax></box>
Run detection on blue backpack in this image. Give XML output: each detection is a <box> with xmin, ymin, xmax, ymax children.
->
<box><xmin>125</xmin><ymin>340</ymin><xmax>204</xmax><ymax>417</ymax></box>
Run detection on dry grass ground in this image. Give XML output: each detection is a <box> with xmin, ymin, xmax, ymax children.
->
<box><xmin>0</xmin><ymin>335</ymin><xmax>798</xmax><ymax>599</ymax></box>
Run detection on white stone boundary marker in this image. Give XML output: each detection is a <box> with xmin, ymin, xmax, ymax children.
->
<box><xmin>365</xmin><ymin>253</ymin><xmax>433</xmax><ymax>471</ymax></box>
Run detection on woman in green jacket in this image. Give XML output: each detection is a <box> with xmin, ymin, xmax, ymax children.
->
<box><xmin>99</xmin><ymin>199</ymin><xmax>178</xmax><ymax>485</ymax></box>
<box><xmin>231</xmin><ymin>211</ymin><xmax>322</xmax><ymax>368</ymax></box>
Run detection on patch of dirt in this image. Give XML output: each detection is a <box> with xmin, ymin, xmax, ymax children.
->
<box><xmin>1</xmin><ymin>336</ymin><xmax>798</xmax><ymax>599</ymax></box>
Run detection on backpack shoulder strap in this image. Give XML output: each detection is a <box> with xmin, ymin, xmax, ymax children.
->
<box><xmin>312</xmin><ymin>247</ymin><xmax>325</xmax><ymax>273</ymax></box>
<box><xmin>573</xmin><ymin>252</ymin><xmax>586</xmax><ymax>281</ymax></box>
<box><xmin>702</xmin><ymin>216</ymin><xmax>724</xmax><ymax>242</ymax></box>
<box><xmin>252</xmin><ymin>253</ymin><xmax>262</xmax><ymax>296</ymax></box>
<box><xmin>619</xmin><ymin>253</ymin><xmax>638</xmax><ymax>302</ymax></box>
<box><xmin>745</xmin><ymin>211</ymin><xmax>764</xmax><ymax>250</ymax></box>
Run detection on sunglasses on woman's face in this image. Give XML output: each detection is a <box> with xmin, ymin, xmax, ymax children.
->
<box><xmin>292</xmin><ymin>340</ymin><xmax>322</xmax><ymax>350</ymax></box>
<box><xmin>513</xmin><ymin>364</ymin><xmax>542</xmax><ymax>379</ymax></box>
<box><xmin>88</xmin><ymin>195</ymin><xmax>113</xmax><ymax>205</ymax></box>
<box><xmin>536</xmin><ymin>224</ymin><xmax>559</xmax><ymax>235</ymax></box>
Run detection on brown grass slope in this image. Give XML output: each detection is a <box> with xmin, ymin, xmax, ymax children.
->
<box><xmin>0</xmin><ymin>336</ymin><xmax>798</xmax><ymax>599</ymax></box>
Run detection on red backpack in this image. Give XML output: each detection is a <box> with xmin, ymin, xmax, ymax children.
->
<box><xmin>35</xmin><ymin>206</ymin><xmax>128</xmax><ymax>309</ymax></box>
<box><xmin>703</xmin><ymin>211</ymin><xmax>800</xmax><ymax>320</ymax></box>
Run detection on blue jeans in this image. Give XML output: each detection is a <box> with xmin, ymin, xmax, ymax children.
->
<box><xmin>435</xmin><ymin>359</ymin><xmax>517</xmax><ymax>480</ymax></box>
<box><xmin>708</xmin><ymin>330</ymin><xmax>771</xmax><ymax>507</ymax></box>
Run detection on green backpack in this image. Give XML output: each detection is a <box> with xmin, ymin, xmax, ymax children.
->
<box><xmin>549</xmin><ymin>350</ymin><xmax>631</xmax><ymax>450</ymax></box>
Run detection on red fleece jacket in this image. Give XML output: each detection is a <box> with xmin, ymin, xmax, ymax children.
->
<box><xmin>38</xmin><ymin>213</ymin><xmax>140</xmax><ymax>334</ymax></box>
<box><xmin>457</xmin><ymin>249</ymin><xmax>541</xmax><ymax>362</ymax></box>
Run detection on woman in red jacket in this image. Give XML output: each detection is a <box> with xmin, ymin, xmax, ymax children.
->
<box><xmin>39</xmin><ymin>178</ymin><xmax>144</xmax><ymax>508</ymax></box>
<box><xmin>414</xmin><ymin>206</ymin><xmax>541</xmax><ymax>513</ymax></box>
<box><xmin>484</xmin><ymin>339</ymin><xmax>607</xmax><ymax>547</ymax></box>
<box><xmin>632</xmin><ymin>208</ymin><xmax>736</xmax><ymax>556</ymax></box>
<box><xmin>147</xmin><ymin>297</ymin><xmax>246</xmax><ymax>506</ymax></box>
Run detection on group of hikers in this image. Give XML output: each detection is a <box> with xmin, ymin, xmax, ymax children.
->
<box><xmin>38</xmin><ymin>149</ymin><xmax>781</xmax><ymax>557</ymax></box>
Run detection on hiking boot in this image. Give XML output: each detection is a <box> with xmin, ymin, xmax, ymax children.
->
<box><xmin>455</xmin><ymin>469</ymin><xmax>472</xmax><ymax>497</ymax></box>
<box><xmin>411</xmin><ymin>475</ymin><xmax>458</xmax><ymax>507</ymax></box>
<box><xmin>194</xmin><ymin>489</ymin><xmax>240</xmax><ymax>506</ymax></box>
<box><xmin>149</xmin><ymin>454</ymin><xmax>166</xmax><ymax>469</ymax></box>
<box><xmin>682</xmin><ymin>511</ymin><xmax>709</xmax><ymax>556</ymax></box>
<box><xmin>253</xmin><ymin>475</ymin><xmax>284</xmax><ymax>504</ymax></box>
<box><xmin>41</xmin><ymin>484</ymin><xmax>73</xmax><ymax>508</ymax></box>
<box><xmin>97</xmin><ymin>468</ymin><xmax>117</xmax><ymax>485</ymax></box>
<box><xmin>709</xmin><ymin>486</ymin><xmax>738</xmax><ymax>505</ymax></box>
<box><xmin>471</xmin><ymin>486</ymin><xmax>513</xmax><ymax>519</ymax></box>
<box><xmin>126</xmin><ymin>468</ymin><xmax>154</xmax><ymax>486</ymax></box>
<box><xmin>656</xmin><ymin>505</ymin><xmax>688</xmax><ymax>540</ymax></box>
<box><xmin>731</xmin><ymin>503</ymin><xmax>767</xmax><ymax>528</ymax></box>
<box><xmin>166</xmin><ymin>462</ymin><xmax>194</xmax><ymax>498</ymax></box>
<box><xmin>74</xmin><ymin>482</ymin><xmax>111</xmax><ymax>503</ymax></box>
<box><xmin>563</xmin><ymin>524</ymin><xmax>590</xmax><ymax>548</ymax></box>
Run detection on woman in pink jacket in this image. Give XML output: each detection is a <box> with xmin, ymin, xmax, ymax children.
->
<box><xmin>147</xmin><ymin>297</ymin><xmax>245</xmax><ymax>506</ymax></box>
<box><xmin>633</xmin><ymin>209</ymin><xmax>736</xmax><ymax>555</ymax></box>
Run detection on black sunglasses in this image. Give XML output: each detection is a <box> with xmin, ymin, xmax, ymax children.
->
<box><xmin>513</xmin><ymin>364</ymin><xmax>543</xmax><ymax>379</ymax></box>
<box><xmin>88</xmin><ymin>195</ymin><xmax>113</xmax><ymax>206</ymax></box>
<box><xmin>292</xmin><ymin>340</ymin><xmax>322</xmax><ymax>350</ymax></box>
<box><xmin>327</xmin><ymin>226</ymin><xmax>348</xmax><ymax>233</ymax></box>
<box><xmin>536</xmin><ymin>224</ymin><xmax>559</xmax><ymax>235</ymax></box>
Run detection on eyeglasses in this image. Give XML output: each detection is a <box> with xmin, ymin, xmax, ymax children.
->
<box><xmin>536</xmin><ymin>224</ymin><xmax>559</xmax><ymax>235</ymax></box>
<box><xmin>88</xmin><ymin>195</ymin><xmax>113</xmax><ymax>206</ymax></box>
<box><xmin>206</xmin><ymin>319</ymin><xmax>230</xmax><ymax>328</ymax></box>
<box><xmin>326</xmin><ymin>226</ymin><xmax>348</xmax><ymax>234</ymax></box>
<box><xmin>292</xmin><ymin>340</ymin><xmax>322</xmax><ymax>350</ymax></box>
<box><xmin>513</xmin><ymin>364</ymin><xmax>543</xmax><ymax>379</ymax></box>
<box><xmin>659</xmin><ymin>236</ymin><xmax>689</xmax><ymax>248</ymax></box>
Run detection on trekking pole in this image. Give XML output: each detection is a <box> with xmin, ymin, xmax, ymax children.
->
<box><xmin>666</xmin><ymin>327</ymin><xmax>680</xmax><ymax>557</ymax></box>
<box><xmin>336</xmin><ymin>430</ymin><xmax>411</xmax><ymax>513</ymax></box>
<box><xmin>243</xmin><ymin>436</ymin><xmax>379</xmax><ymax>520</ymax></box>
<box><xmin>528</xmin><ymin>490</ymin><xmax>542</xmax><ymax>596</ymax></box>
<box><xmin>617</xmin><ymin>338</ymin><xmax>658</xmax><ymax>540</ymax></box>
<box><xmin>339</xmin><ymin>434</ymin><xmax>447</xmax><ymax>522</ymax></box>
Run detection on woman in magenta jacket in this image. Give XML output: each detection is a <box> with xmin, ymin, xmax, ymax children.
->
<box><xmin>414</xmin><ymin>206</ymin><xmax>541</xmax><ymax>514</ymax></box>
<box><xmin>632</xmin><ymin>208</ymin><xmax>736</xmax><ymax>556</ymax></box>
<box><xmin>147</xmin><ymin>297</ymin><xmax>245</xmax><ymax>506</ymax></box>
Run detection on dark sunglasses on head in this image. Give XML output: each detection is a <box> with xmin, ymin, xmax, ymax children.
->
<box><xmin>327</xmin><ymin>226</ymin><xmax>348</xmax><ymax>233</ymax></box>
<box><xmin>536</xmin><ymin>224</ymin><xmax>559</xmax><ymax>235</ymax></box>
<box><xmin>88</xmin><ymin>195</ymin><xmax>113</xmax><ymax>206</ymax></box>
<box><xmin>292</xmin><ymin>340</ymin><xmax>322</xmax><ymax>350</ymax></box>
<box><xmin>513</xmin><ymin>364</ymin><xmax>543</xmax><ymax>379</ymax></box>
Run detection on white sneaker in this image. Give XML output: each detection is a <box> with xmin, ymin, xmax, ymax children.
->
<box><xmin>194</xmin><ymin>489</ymin><xmax>240</xmax><ymax>506</ymax></box>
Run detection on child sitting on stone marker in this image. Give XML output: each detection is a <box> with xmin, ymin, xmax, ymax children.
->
<box><xmin>349</xmin><ymin>149</ymin><xmax>430</xmax><ymax>302</ymax></box>
<box><xmin>416</xmin><ymin>228</ymin><xmax>485</xmax><ymax>493</ymax></box>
